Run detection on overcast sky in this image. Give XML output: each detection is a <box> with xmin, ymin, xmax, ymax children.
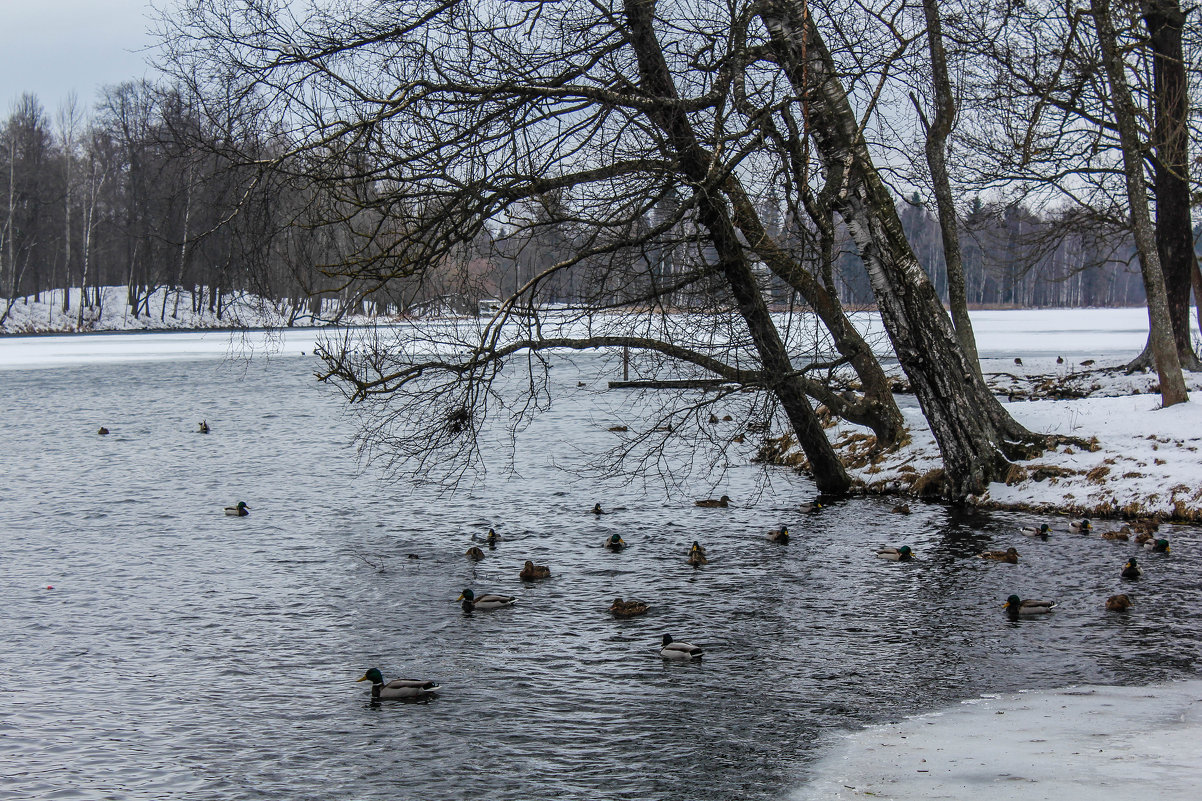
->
<box><xmin>0</xmin><ymin>0</ymin><xmax>160</xmax><ymax>115</ymax></box>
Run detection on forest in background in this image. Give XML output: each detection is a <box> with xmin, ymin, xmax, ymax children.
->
<box><xmin>1</xmin><ymin>79</ymin><xmax>1190</xmax><ymax>327</ymax></box>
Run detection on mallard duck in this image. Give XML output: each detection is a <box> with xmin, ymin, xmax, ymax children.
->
<box><xmin>1021</xmin><ymin>524</ymin><xmax>1051</xmax><ymax>540</ymax></box>
<box><xmin>519</xmin><ymin>560</ymin><xmax>550</xmax><ymax>580</ymax></box>
<box><xmin>688</xmin><ymin>540</ymin><xmax>708</xmax><ymax>558</ymax></box>
<box><xmin>97</xmin><ymin>427</ymin><xmax>109</xmax><ymax>435</ymax></box>
<box><xmin>660</xmin><ymin>634</ymin><xmax>703</xmax><ymax>660</ymax></box>
<box><xmin>876</xmin><ymin>545</ymin><xmax>913</xmax><ymax>561</ymax></box>
<box><xmin>1100</xmin><ymin>529</ymin><xmax>1130</xmax><ymax>541</ymax></box>
<box><xmin>1069</xmin><ymin>518</ymin><xmax>1091</xmax><ymax>533</ymax></box>
<box><xmin>1105</xmin><ymin>594</ymin><xmax>1132</xmax><ymax>612</ymax></box>
<box><xmin>603</xmin><ymin>533</ymin><xmax>626</xmax><ymax>551</ymax></box>
<box><xmin>224</xmin><ymin>501</ymin><xmax>249</xmax><ymax>516</ymax></box>
<box><xmin>465</xmin><ymin>546</ymin><xmax>485</xmax><ymax>561</ymax></box>
<box><xmin>197</xmin><ymin>420</ymin><xmax>210</xmax><ymax>434</ymax></box>
<box><xmin>686</xmin><ymin>549</ymin><xmax>707</xmax><ymax>567</ymax></box>
<box><xmin>609</xmin><ymin>598</ymin><xmax>649</xmax><ymax>618</ymax></box>
<box><xmin>592</xmin><ymin>503</ymin><xmax>605</xmax><ymax>515</ymax></box>
<box><xmin>458</xmin><ymin>588</ymin><xmax>515</xmax><ymax>611</ymax></box>
<box><xmin>356</xmin><ymin>667</ymin><xmax>440</xmax><ymax>699</ymax></box>
<box><xmin>980</xmin><ymin>547</ymin><xmax>1019</xmax><ymax>564</ymax></box>
<box><xmin>1134</xmin><ymin>532</ymin><xmax>1154</xmax><ymax>546</ymax></box>
<box><xmin>800</xmin><ymin>501</ymin><xmax>823</xmax><ymax>513</ymax></box>
<box><xmin>767</xmin><ymin>525</ymin><xmax>789</xmax><ymax>544</ymax></box>
<box><xmin>891</xmin><ymin>503</ymin><xmax>911</xmax><ymax>515</ymax></box>
<box><xmin>1121</xmin><ymin>558</ymin><xmax>1143</xmax><ymax>579</ymax></box>
<box><xmin>1004</xmin><ymin>595</ymin><xmax>1055</xmax><ymax>615</ymax></box>
<box><xmin>1145</xmin><ymin>538</ymin><xmax>1171</xmax><ymax>553</ymax></box>
<box><xmin>471</xmin><ymin>528</ymin><xmax>500</xmax><ymax>548</ymax></box>
<box><xmin>695</xmin><ymin>495</ymin><xmax>730</xmax><ymax>508</ymax></box>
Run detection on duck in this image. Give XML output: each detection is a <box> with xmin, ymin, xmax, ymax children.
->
<box><xmin>695</xmin><ymin>495</ymin><xmax>730</xmax><ymax>508</ymax></box>
<box><xmin>688</xmin><ymin>540</ymin><xmax>708</xmax><ymax>558</ymax></box>
<box><xmin>592</xmin><ymin>503</ymin><xmax>605</xmax><ymax>515</ymax></box>
<box><xmin>519</xmin><ymin>560</ymin><xmax>551</xmax><ymax>580</ymax></box>
<box><xmin>458</xmin><ymin>588</ymin><xmax>515</xmax><ymax>611</ymax></box>
<box><xmin>686</xmin><ymin>548</ymin><xmax>707</xmax><ymax>567</ymax></box>
<box><xmin>97</xmin><ymin>427</ymin><xmax>110</xmax><ymax>435</ymax></box>
<box><xmin>1100</xmin><ymin>529</ymin><xmax>1129</xmax><ymax>541</ymax></box>
<box><xmin>767</xmin><ymin>525</ymin><xmax>789</xmax><ymax>544</ymax></box>
<box><xmin>980</xmin><ymin>547</ymin><xmax>1019</xmax><ymax>564</ymax></box>
<box><xmin>1145</xmin><ymin>538</ymin><xmax>1171</xmax><ymax>553</ymax></box>
<box><xmin>356</xmin><ymin>667</ymin><xmax>440</xmax><ymax>699</ymax></box>
<box><xmin>197</xmin><ymin>420</ymin><xmax>210</xmax><ymax>434</ymax></box>
<box><xmin>465</xmin><ymin>546</ymin><xmax>485</xmax><ymax>561</ymax></box>
<box><xmin>660</xmin><ymin>634</ymin><xmax>703</xmax><ymax>660</ymax></box>
<box><xmin>891</xmin><ymin>503</ymin><xmax>911</xmax><ymax>515</ymax></box>
<box><xmin>800</xmin><ymin>501</ymin><xmax>824</xmax><ymax>513</ymax></box>
<box><xmin>603</xmin><ymin>533</ymin><xmax>626</xmax><ymax>552</ymax></box>
<box><xmin>224</xmin><ymin>501</ymin><xmax>249</xmax><ymax>516</ymax></box>
<box><xmin>1134</xmin><ymin>532</ymin><xmax>1155</xmax><ymax>546</ymax></box>
<box><xmin>1105</xmin><ymin>594</ymin><xmax>1132</xmax><ymax>612</ymax></box>
<box><xmin>471</xmin><ymin>528</ymin><xmax>500</xmax><ymax>548</ymax></box>
<box><xmin>1003</xmin><ymin>595</ymin><xmax>1055</xmax><ymax>615</ymax></box>
<box><xmin>609</xmin><ymin>598</ymin><xmax>649</xmax><ymax>618</ymax></box>
<box><xmin>1020</xmin><ymin>524</ymin><xmax>1051</xmax><ymax>540</ymax></box>
<box><xmin>876</xmin><ymin>545</ymin><xmax>913</xmax><ymax>561</ymax></box>
<box><xmin>1069</xmin><ymin>518</ymin><xmax>1091</xmax><ymax>533</ymax></box>
<box><xmin>1121</xmin><ymin>558</ymin><xmax>1143</xmax><ymax>579</ymax></box>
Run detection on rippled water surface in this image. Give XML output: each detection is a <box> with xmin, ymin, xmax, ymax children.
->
<box><xmin>1</xmin><ymin>345</ymin><xmax>1199</xmax><ymax>800</ymax></box>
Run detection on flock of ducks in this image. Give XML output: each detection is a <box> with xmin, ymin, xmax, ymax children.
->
<box><xmin>874</xmin><ymin>516</ymin><xmax>1173</xmax><ymax>618</ymax></box>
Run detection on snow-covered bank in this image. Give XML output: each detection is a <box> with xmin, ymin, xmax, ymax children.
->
<box><xmin>793</xmin><ymin>680</ymin><xmax>1202</xmax><ymax>800</ymax></box>
<box><xmin>0</xmin><ymin>286</ymin><xmax>382</xmax><ymax>334</ymax></box>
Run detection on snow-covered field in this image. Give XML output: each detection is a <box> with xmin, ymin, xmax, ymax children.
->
<box><xmin>794</xmin><ymin>680</ymin><xmax>1202</xmax><ymax>800</ymax></box>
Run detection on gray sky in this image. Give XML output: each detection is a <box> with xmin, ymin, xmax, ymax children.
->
<box><xmin>0</xmin><ymin>0</ymin><xmax>160</xmax><ymax>115</ymax></box>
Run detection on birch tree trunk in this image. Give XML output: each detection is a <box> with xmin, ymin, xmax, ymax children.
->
<box><xmin>759</xmin><ymin>0</ymin><xmax>1038</xmax><ymax>498</ymax></box>
<box><xmin>624</xmin><ymin>0</ymin><xmax>851</xmax><ymax>493</ymax></box>
<box><xmin>917</xmin><ymin>0</ymin><xmax>981</xmax><ymax>378</ymax></box>
<box><xmin>1089</xmin><ymin>0</ymin><xmax>1188</xmax><ymax>405</ymax></box>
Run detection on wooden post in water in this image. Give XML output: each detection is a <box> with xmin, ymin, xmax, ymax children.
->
<box><xmin>622</xmin><ymin>346</ymin><xmax>630</xmax><ymax>381</ymax></box>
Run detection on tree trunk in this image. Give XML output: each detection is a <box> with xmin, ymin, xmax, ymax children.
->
<box><xmin>1090</xmin><ymin>0</ymin><xmax>1187</xmax><ymax>405</ymax></box>
<box><xmin>624</xmin><ymin>0</ymin><xmax>851</xmax><ymax>493</ymax></box>
<box><xmin>1144</xmin><ymin>0</ymin><xmax>1198</xmax><ymax>369</ymax></box>
<box><xmin>760</xmin><ymin>0</ymin><xmax>1037</xmax><ymax>498</ymax></box>
<box><xmin>918</xmin><ymin>0</ymin><xmax>981</xmax><ymax>378</ymax></box>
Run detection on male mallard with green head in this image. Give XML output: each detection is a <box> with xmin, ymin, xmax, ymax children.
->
<box><xmin>1144</xmin><ymin>538</ymin><xmax>1170</xmax><ymax>553</ymax></box>
<box><xmin>356</xmin><ymin>667</ymin><xmax>440</xmax><ymax>699</ymax></box>
<box><xmin>1020</xmin><ymin>524</ymin><xmax>1051</xmax><ymax>540</ymax></box>
<box><xmin>1004</xmin><ymin>595</ymin><xmax>1055</xmax><ymax>616</ymax></box>
<box><xmin>1069</xmin><ymin>518</ymin><xmax>1091</xmax><ymax>533</ymax></box>
<box><xmin>457</xmin><ymin>588</ymin><xmax>515</xmax><ymax>611</ymax></box>
<box><xmin>603</xmin><ymin>533</ymin><xmax>626</xmax><ymax>551</ymax></box>
<box><xmin>224</xmin><ymin>501</ymin><xmax>249</xmax><ymax>516</ymax></box>
<box><xmin>876</xmin><ymin>545</ymin><xmax>913</xmax><ymax>561</ymax></box>
<box><xmin>1121</xmin><ymin>558</ymin><xmax>1143</xmax><ymax>579</ymax></box>
<box><xmin>767</xmin><ymin>525</ymin><xmax>789</xmax><ymax>544</ymax></box>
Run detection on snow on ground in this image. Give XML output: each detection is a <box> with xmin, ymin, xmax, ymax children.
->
<box><xmin>793</xmin><ymin>680</ymin><xmax>1202</xmax><ymax>801</ymax></box>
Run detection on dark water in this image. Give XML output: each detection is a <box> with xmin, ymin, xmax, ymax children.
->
<box><xmin>1</xmin><ymin>351</ymin><xmax>1199</xmax><ymax>800</ymax></box>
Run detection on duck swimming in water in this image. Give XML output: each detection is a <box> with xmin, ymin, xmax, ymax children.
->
<box><xmin>465</xmin><ymin>546</ymin><xmax>485</xmax><ymax>561</ymax></box>
<box><xmin>603</xmin><ymin>533</ymin><xmax>626</xmax><ymax>552</ymax></box>
<box><xmin>1069</xmin><ymin>518</ymin><xmax>1091</xmax><ymax>533</ymax></box>
<box><xmin>1105</xmin><ymin>594</ymin><xmax>1132</xmax><ymax>612</ymax></box>
<box><xmin>876</xmin><ymin>545</ymin><xmax>913</xmax><ymax>561</ymax></box>
<box><xmin>660</xmin><ymin>634</ymin><xmax>703</xmax><ymax>660</ymax></box>
<box><xmin>1020</xmin><ymin>524</ymin><xmax>1051</xmax><ymax>540</ymax></box>
<box><xmin>1004</xmin><ymin>595</ymin><xmax>1055</xmax><ymax>616</ymax></box>
<box><xmin>197</xmin><ymin>420</ymin><xmax>210</xmax><ymax>434</ymax></box>
<box><xmin>356</xmin><ymin>667</ymin><xmax>440</xmax><ymax>699</ymax></box>
<box><xmin>695</xmin><ymin>495</ymin><xmax>730</xmax><ymax>508</ymax></box>
<box><xmin>224</xmin><ymin>501</ymin><xmax>249</xmax><ymax>516</ymax></box>
<box><xmin>1121</xmin><ymin>558</ymin><xmax>1143</xmax><ymax>579</ymax></box>
<box><xmin>767</xmin><ymin>525</ymin><xmax>789</xmax><ymax>544</ymax></box>
<box><xmin>519</xmin><ymin>560</ymin><xmax>550</xmax><ymax>580</ymax></box>
<box><xmin>458</xmin><ymin>588</ymin><xmax>515</xmax><ymax>611</ymax></box>
<box><xmin>1144</xmin><ymin>538</ymin><xmax>1171</xmax><ymax>553</ymax></box>
<box><xmin>980</xmin><ymin>547</ymin><xmax>1019</xmax><ymax>564</ymax></box>
<box><xmin>609</xmin><ymin>598</ymin><xmax>649</xmax><ymax>618</ymax></box>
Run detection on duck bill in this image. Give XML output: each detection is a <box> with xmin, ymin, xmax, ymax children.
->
<box><xmin>355</xmin><ymin>675</ymin><xmax>369</xmax><ymax>682</ymax></box>
<box><xmin>1002</xmin><ymin>602</ymin><xmax>1011</xmax><ymax>609</ymax></box>
<box><xmin>456</xmin><ymin>593</ymin><xmax>466</xmax><ymax>600</ymax></box>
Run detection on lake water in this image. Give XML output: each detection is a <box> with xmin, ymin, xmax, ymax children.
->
<box><xmin>1</xmin><ymin>327</ymin><xmax>1199</xmax><ymax>800</ymax></box>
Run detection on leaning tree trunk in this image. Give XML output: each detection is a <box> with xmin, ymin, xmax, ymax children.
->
<box><xmin>918</xmin><ymin>0</ymin><xmax>981</xmax><ymax>378</ymax></box>
<box><xmin>1090</xmin><ymin>0</ymin><xmax>1188</xmax><ymax>404</ymax></box>
<box><xmin>624</xmin><ymin>0</ymin><xmax>851</xmax><ymax>494</ymax></box>
<box><xmin>760</xmin><ymin>0</ymin><xmax>1038</xmax><ymax>498</ymax></box>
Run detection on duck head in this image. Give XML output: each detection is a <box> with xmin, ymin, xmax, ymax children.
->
<box><xmin>898</xmin><ymin>545</ymin><xmax>912</xmax><ymax>559</ymax></box>
<box><xmin>357</xmin><ymin>667</ymin><xmax>385</xmax><ymax>686</ymax></box>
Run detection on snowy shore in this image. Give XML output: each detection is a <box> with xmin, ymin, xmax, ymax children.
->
<box><xmin>793</xmin><ymin>680</ymin><xmax>1202</xmax><ymax>800</ymax></box>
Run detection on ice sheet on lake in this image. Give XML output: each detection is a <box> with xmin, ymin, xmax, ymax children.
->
<box><xmin>793</xmin><ymin>680</ymin><xmax>1202</xmax><ymax>800</ymax></box>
